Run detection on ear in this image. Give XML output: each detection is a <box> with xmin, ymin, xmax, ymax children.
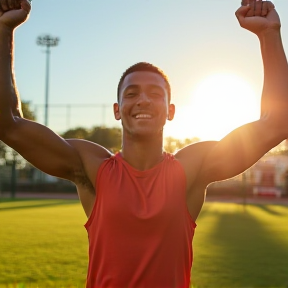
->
<box><xmin>113</xmin><ymin>103</ymin><xmax>121</xmax><ymax>120</ymax></box>
<box><xmin>167</xmin><ymin>104</ymin><xmax>175</xmax><ymax>121</ymax></box>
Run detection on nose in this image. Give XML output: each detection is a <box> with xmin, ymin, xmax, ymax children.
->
<box><xmin>137</xmin><ymin>92</ymin><xmax>151</xmax><ymax>106</ymax></box>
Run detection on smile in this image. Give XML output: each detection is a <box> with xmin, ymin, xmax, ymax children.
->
<box><xmin>135</xmin><ymin>114</ymin><xmax>152</xmax><ymax>119</ymax></box>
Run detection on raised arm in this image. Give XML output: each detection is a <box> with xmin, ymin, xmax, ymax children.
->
<box><xmin>178</xmin><ymin>0</ymin><xmax>288</xmax><ymax>190</ymax></box>
<box><xmin>200</xmin><ymin>0</ymin><xmax>288</xmax><ymax>184</ymax></box>
<box><xmin>0</xmin><ymin>0</ymin><xmax>26</xmax><ymax>118</ymax></box>
<box><xmin>0</xmin><ymin>1</ymin><xmax>100</xmax><ymax>185</ymax></box>
<box><xmin>0</xmin><ymin>1</ymin><xmax>80</xmax><ymax>179</ymax></box>
<box><xmin>239</xmin><ymin>0</ymin><xmax>286</xmax><ymax>119</ymax></box>
<box><xmin>0</xmin><ymin>1</ymin><xmax>113</xmax><ymax>216</ymax></box>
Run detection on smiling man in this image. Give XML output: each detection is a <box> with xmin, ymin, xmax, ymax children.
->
<box><xmin>1</xmin><ymin>0</ymin><xmax>288</xmax><ymax>287</ymax></box>
<box><xmin>116</xmin><ymin>70</ymin><xmax>172</xmax><ymax>136</ymax></box>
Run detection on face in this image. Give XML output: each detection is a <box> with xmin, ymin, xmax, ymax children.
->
<box><xmin>114</xmin><ymin>71</ymin><xmax>175</xmax><ymax>138</ymax></box>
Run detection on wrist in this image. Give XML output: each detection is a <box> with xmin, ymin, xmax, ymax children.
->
<box><xmin>0</xmin><ymin>25</ymin><xmax>14</xmax><ymax>58</ymax></box>
<box><xmin>0</xmin><ymin>23</ymin><xmax>15</xmax><ymax>36</ymax></box>
<box><xmin>257</xmin><ymin>26</ymin><xmax>281</xmax><ymax>41</ymax></box>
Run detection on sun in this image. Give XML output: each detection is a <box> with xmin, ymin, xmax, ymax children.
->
<box><xmin>164</xmin><ymin>73</ymin><xmax>260</xmax><ymax>141</ymax></box>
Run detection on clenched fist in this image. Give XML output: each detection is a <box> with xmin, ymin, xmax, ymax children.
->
<box><xmin>0</xmin><ymin>0</ymin><xmax>31</xmax><ymax>30</ymax></box>
<box><xmin>235</xmin><ymin>0</ymin><xmax>280</xmax><ymax>36</ymax></box>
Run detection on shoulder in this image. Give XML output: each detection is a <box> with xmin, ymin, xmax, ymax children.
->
<box><xmin>174</xmin><ymin>141</ymin><xmax>218</xmax><ymax>188</ymax></box>
<box><xmin>66</xmin><ymin>139</ymin><xmax>113</xmax><ymax>187</ymax></box>
<box><xmin>175</xmin><ymin>140</ymin><xmax>218</xmax><ymax>166</ymax></box>
<box><xmin>66</xmin><ymin>138</ymin><xmax>112</xmax><ymax>158</ymax></box>
<box><xmin>175</xmin><ymin>141</ymin><xmax>218</xmax><ymax>158</ymax></box>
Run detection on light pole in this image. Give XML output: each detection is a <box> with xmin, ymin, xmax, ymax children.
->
<box><xmin>37</xmin><ymin>35</ymin><xmax>59</xmax><ymax>126</ymax></box>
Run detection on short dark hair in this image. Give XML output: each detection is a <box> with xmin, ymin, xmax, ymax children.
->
<box><xmin>117</xmin><ymin>62</ymin><xmax>171</xmax><ymax>103</ymax></box>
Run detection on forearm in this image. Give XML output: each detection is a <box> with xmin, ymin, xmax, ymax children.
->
<box><xmin>259</xmin><ymin>29</ymin><xmax>288</xmax><ymax>119</ymax></box>
<box><xmin>0</xmin><ymin>25</ymin><xmax>21</xmax><ymax>136</ymax></box>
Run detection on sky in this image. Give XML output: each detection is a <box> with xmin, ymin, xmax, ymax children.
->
<box><xmin>14</xmin><ymin>0</ymin><xmax>288</xmax><ymax>140</ymax></box>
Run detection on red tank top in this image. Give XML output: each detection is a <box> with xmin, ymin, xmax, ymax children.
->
<box><xmin>85</xmin><ymin>152</ymin><xmax>196</xmax><ymax>288</ymax></box>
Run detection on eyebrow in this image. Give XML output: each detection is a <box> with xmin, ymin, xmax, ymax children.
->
<box><xmin>123</xmin><ymin>85</ymin><xmax>140</xmax><ymax>92</ymax></box>
<box><xmin>123</xmin><ymin>84</ymin><xmax>165</xmax><ymax>92</ymax></box>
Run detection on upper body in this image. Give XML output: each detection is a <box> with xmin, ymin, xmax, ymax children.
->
<box><xmin>1</xmin><ymin>3</ymin><xmax>288</xmax><ymax>285</ymax></box>
<box><xmin>0</xmin><ymin>5</ymin><xmax>288</xmax><ymax>287</ymax></box>
<box><xmin>0</xmin><ymin>0</ymin><xmax>288</xmax><ymax>287</ymax></box>
<box><xmin>85</xmin><ymin>152</ymin><xmax>196</xmax><ymax>288</ymax></box>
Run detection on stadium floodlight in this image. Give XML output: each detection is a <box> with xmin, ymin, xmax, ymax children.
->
<box><xmin>37</xmin><ymin>35</ymin><xmax>60</xmax><ymax>126</ymax></box>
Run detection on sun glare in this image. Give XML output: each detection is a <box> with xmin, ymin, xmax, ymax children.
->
<box><xmin>165</xmin><ymin>73</ymin><xmax>260</xmax><ymax>141</ymax></box>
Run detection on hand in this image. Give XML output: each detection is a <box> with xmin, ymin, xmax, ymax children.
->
<box><xmin>0</xmin><ymin>0</ymin><xmax>31</xmax><ymax>29</ymax></box>
<box><xmin>235</xmin><ymin>0</ymin><xmax>281</xmax><ymax>36</ymax></box>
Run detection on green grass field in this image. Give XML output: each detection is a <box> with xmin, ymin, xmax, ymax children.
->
<box><xmin>0</xmin><ymin>198</ymin><xmax>288</xmax><ymax>288</ymax></box>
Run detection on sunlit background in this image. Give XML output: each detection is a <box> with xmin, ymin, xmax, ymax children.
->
<box><xmin>2</xmin><ymin>2</ymin><xmax>288</xmax><ymax>286</ymax></box>
<box><xmin>14</xmin><ymin>0</ymin><xmax>288</xmax><ymax>141</ymax></box>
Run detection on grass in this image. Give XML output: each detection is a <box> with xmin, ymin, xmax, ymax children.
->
<box><xmin>0</xmin><ymin>198</ymin><xmax>88</xmax><ymax>288</ymax></box>
<box><xmin>0</xmin><ymin>199</ymin><xmax>288</xmax><ymax>287</ymax></box>
<box><xmin>192</xmin><ymin>202</ymin><xmax>288</xmax><ymax>288</ymax></box>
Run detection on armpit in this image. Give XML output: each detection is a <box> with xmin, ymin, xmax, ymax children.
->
<box><xmin>73</xmin><ymin>167</ymin><xmax>93</xmax><ymax>188</ymax></box>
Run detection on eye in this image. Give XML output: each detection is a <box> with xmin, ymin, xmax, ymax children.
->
<box><xmin>150</xmin><ymin>89</ymin><xmax>163</xmax><ymax>98</ymax></box>
<box><xmin>151</xmin><ymin>92</ymin><xmax>161</xmax><ymax>97</ymax></box>
<box><xmin>125</xmin><ymin>91</ymin><xmax>138</xmax><ymax>98</ymax></box>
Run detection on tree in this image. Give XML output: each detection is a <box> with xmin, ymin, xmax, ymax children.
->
<box><xmin>0</xmin><ymin>141</ymin><xmax>6</xmax><ymax>163</ymax></box>
<box><xmin>267</xmin><ymin>140</ymin><xmax>288</xmax><ymax>156</ymax></box>
<box><xmin>61</xmin><ymin>127</ymin><xmax>90</xmax><ymax>140</ymax></box>
<box><xmin>61</xmin><ymin>126</ymin><xmax>122</xmax><ymax>152</ymax></box>
<box><xmin>21</xmin><ymin>101</ymin><xmax>36</xmax><ymax>121</ymax></box>
<box><xmin>88</xmin><ymin>127</ymin><xmax>122</xmax><ymax>152</ymax></box>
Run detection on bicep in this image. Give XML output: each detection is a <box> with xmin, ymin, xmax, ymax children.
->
<box><xmin>2</xmin><ymin>118</ymin><xmax>83</xmax><ymax>181</ymax></box>
<box><xmin>199</xmin><ymin>120</ymin><xmax>280</xmax><ymax>183</ymax></box>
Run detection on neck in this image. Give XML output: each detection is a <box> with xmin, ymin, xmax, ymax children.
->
<box><xmin>121</xmin><ymin>132</ymin><xmax>164</xmax><ymax>171</ymax></box>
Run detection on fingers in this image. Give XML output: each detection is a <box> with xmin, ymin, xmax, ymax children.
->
<box><xmin>261</xmin><ymin>1</ymin><xmax>268</xmax><ymax>16</ymax></box>
<box><xmin>266</xmin><ymin>1</ymin><xmax>275</xmax><ymax>11</ymax></box>
<box><xmin>20</xmin><ymin>0</ymin><xmax>31</xmax><ymax>13</ymax></box>
<box><xmin>14</xmin><ymin>0</ymin><xmax>21</xmax><ymax>9</ymax></box>
<box><xmin>254</xmin><ymin>0</ymin><xmax>270</xmax><ymax>17</ymax></box>
<box><xmin>0</xmin><ymin>0</ymin><xmax>21</xmax><ymax>12</ymax></box>
<box><xmin>235</xmin><ymin>5</ymin><xmax>251</xmax><ymax>22</ymax></box>
<box><xmin>240</xmin><ymin>0</ymin><xmax>275</xmax><ymax>17</ymax></box>
<box><xmin>7</xmin><ymin>0</ymin><xmax>13</xmax><ymax>9</ymax></box>
<box><xmin>0</xmin><ymin>0</ymin><xmax>9</xmax><ymax>12</ymax></box>
<box><xmin>241</xmin><ymin>0</ymin><xmax>249</xmax><ymax>6</ymax></box>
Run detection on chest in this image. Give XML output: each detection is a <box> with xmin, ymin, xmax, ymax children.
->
<box><xmin>95</xmin><ymin>159</ymin><xmax>187</xmax><ymax>232</ymax></box>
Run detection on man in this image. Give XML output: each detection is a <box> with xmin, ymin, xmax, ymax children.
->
<box><xmin>0</xmin><ymin>0</ymin><xmax>288</xmax><ymax>287</ymax></box>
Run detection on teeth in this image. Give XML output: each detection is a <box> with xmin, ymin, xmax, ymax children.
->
<box><xmin>135</xmin><ymin>114</ymin><xmax>152</xmax><ymax>119</ymax></box>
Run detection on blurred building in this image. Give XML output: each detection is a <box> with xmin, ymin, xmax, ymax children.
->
<box><xmin>248</xmin><ymin>154</ymin><xmax>288</xmax><ymax>197</ymax></box>
<box><xmin>208</xmin><ymin>154</ymin><xmax>288</xmax><ymax>198</ymax></box>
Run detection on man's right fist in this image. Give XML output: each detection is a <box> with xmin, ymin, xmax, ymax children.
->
<box><xmin>0</xmin><ymin>0</ymin><xmax>31</xmax><ymax>29</ymax></box>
